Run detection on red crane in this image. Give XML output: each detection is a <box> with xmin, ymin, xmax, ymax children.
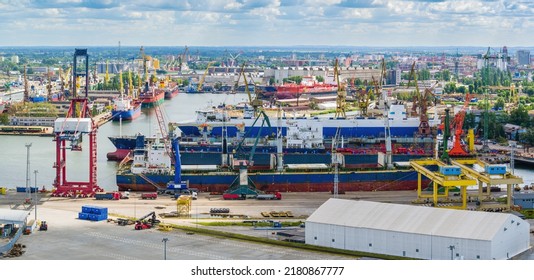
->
<box><xmin>52</xmin><ymin>49</ymin><xmax>103</xmax><ymax>197</ymax></box>
<box><xmin>448</xmin><ymin>92</ymin><xmax>471</xmax><ymax>156</ymax></box>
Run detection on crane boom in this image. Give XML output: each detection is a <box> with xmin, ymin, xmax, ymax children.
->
<box><xmin>197</xmin><ymin>61</ymin><xmax>213</xmax><ymax>92</ymax></box>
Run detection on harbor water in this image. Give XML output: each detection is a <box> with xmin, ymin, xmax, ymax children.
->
<box><xmin>0</xmin><ymin>92</ymin><xmax>531</xmax><ymax>191</ymax></box>
<box><xmin>0</xmin><ymin>92</ymin><xmax>249</xmax><ymax>191</ymax></box>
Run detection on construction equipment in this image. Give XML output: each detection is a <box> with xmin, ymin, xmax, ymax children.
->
<box><xmin>134</xmin><ymin>212</ymin><xmax>160</xmax><ymax>230</ymax></box>
<box><xmin>117</xmin><ymin>218</ymin><xmax>133</xmax><ymax>226</ymax></box>
<box><xmin>39</xmin><ymin>221</ymin><xmax>48</xmax><ymax>231</ymax></box>
<box><xmin>447</xmin><ymin>92</ymin><xmax>471</xmax><ymax>157</ymax></box>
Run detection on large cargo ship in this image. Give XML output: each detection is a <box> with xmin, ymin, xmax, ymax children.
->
<box><xmin>111</xmin><ymin>95</ymin><xmax>142</xmax><ymax>121</ymax></box>
<box><xmin>176</xmin><ymin>103</ymin><xmax>440</xmax><ymax>139</ymax></box>
<box><xmin>260</xmin><ymin>77</ymin><xmax>338</xmax><ymax>99</ymax></box>
<box><xmin>115</xmin><ymin>135</ymin><xmax>431</xmax><ymax>192</ymax></box>
<box><xmin>138</xmin><ymin>82</ymin><xmax>164</xmax><ymax>108</ymax></box>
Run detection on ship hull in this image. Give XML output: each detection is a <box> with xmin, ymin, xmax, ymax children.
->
<box><xmin>164</xmin><ymin>89</ymin><xmax>179</xmax><ymax>99</ymax></box>
<box><xmin>111</xmin><ymin>103</ymin><xmax>141</xmax><ymax>121</ymax></box>
<box><xmin>139</xmin><ymin>91</ymin><xmax>165</xmax><ymax>108</ymax></box>
<box><xmin>116</xmin><ymin>170</ymin><xmax>431</xmax><ymax>193</ymax></box>
<box><xmin>178</xmin><ymin>124</ymin><xmax>423</xmax><ymax>138</ymax></box>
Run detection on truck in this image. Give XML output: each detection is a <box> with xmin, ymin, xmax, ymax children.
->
<box><xmin>173</xmin><ymin>189</ymin><xmax>198</xmax><ymax>200</ymax></box>
<box><xmin>141</xmin><ymin>192</ymin><xmax>158</xmax><ymax>200</ymax></box>
<box><xmin>95</xmin><ymin>192</ymin><xmax>129</xmax><ymax>200</ymax></box>
<box><xmin>256</xmin><ymin>192</ymin><xmax>282</xmax><ymax>200</ymax></box>
<box><xmin>222</xmin><ymin>193</ymin><xmax>245</xmax><ymax>200</ymax></box>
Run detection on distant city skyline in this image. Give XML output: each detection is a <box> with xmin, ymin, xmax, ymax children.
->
<box><xmin>1</xmin><ymin>0</ymin><xmax>533</xmax><ymax>47</ymax></box>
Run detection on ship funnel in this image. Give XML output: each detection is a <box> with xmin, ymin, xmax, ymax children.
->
<box><xmin>173</xmin><ymin>138</ymin><xmax>181</xmax><ymax>184</ymax></box>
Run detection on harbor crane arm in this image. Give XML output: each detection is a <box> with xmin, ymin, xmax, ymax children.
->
<box><xmin>197</xmin><ymin>61</ymin><xmax>214</xmax><ymax>92</ymax></box>
<box><xmin>238</xmin><ymin>62</ymin><xmax>263</xmax><ymax>116</ymax></box>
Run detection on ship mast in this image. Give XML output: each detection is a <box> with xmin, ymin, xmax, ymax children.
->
<box><xmin>276</xmin><ymin>106</ymin><xmax>284</xmax><ymax>172</ymax></box>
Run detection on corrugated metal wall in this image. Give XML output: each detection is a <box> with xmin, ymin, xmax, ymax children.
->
<box><xmin>305</xmin><ymin>222</ymin><xmax>510</xmax><ymax>260</ymax></box>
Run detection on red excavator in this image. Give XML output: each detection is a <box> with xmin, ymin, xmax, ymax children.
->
<box><xmin>134</xmin><ymin>212</ymin><xmax>160</xmax><ymax>230</ymax></box>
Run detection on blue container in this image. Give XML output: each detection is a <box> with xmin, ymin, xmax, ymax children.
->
<box><xmin>16</xmin><ymin>187</ymin><xmax>38</xmax><ymax>193</ymax></box>
<box><xmin>78</xmin><ymin>212</ymin><xmax>88</xmax><ymax>220</ymax></box>
<box><xmin>439</xmin><ymin>166</ymin><xmax>461</xmax><ymax>176</ymax></box>
<box><xmin>96</xmin><ymin>213</ymin><xmax>108</xmax><ymax>221</ymax></box>
<box><xmin>91</xmin><ymin>207</ymin><xmax>108</xmax><ymax>215</ymax></box>
<box><xmin>82</xmin><ymin>205</ymin><xmax>95</xmax><ymax>214</ymax></box>
<box><xmin>485</xmin><ymin>164</ymin><xmax>507</xmax><ymax>175</ymax></box>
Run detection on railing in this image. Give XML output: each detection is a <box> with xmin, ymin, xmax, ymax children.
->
<box><xmin>0</xmin><ymin>225</ymin><xmax>23</xmax><ymax>255</ymax></box>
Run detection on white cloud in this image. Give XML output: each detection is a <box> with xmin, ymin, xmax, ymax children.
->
<box><xmin>224</xmin><ymin>1</ymin><xmax>244</xmax><ymax>10</ymax></box>
<box><xmin>341</xmin><ymin>8</ymin><xmax>374</xmax><ymax>19</ymax></box>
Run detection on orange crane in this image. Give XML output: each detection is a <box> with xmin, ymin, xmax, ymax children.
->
<box><xmin>448</xmin><ymin>92</ymin><xmax>471</xmax><ymax>156</ymax></box>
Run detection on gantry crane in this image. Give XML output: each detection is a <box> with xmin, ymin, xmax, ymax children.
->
<box><xmin>448</xmin><ymin>92</ymin><xmax>471</xmax><ymax>157</ymax></box>
<box><xmin>407</xmin><ymin>62</ymin><xmax>435</xmax><ymax>136</ymax></box>
<box><xmin>23</xmin><ymin>65</ymin><xmax>29</xmax><ymax>103</ymax></box>
<box><xmin>46</xmin><ymin>67</ymin><xmax>52</xmax><ymax>101</ymax></box>
<box><xmin>197</xmin><ymin>61</ymin><xmax>214</xmax><ymax>92</ymax></box>
<box><xmin>52</xmin><ymin>49</ymin><xmax>103</xmax><ymax>197</ymax></box>
<box><xmin>334</xmin><ymin>59</ymin><xmax>346</xmax><ymax>118</ymax></box>
<box><xmin>236</xmin><ymin>62</ymin><xmax>263</xmax><ymax>116</ymax></box>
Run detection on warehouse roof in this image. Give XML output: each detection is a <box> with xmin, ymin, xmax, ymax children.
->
<box><xmin>0</xmin><ymin>209</ymin><xmax>29</xmax><ymax>224</ymax></box>
<box><xmin>307</xmin><ymin>199</ymin><xmax>515</xmax><ymax>241</ymax></box>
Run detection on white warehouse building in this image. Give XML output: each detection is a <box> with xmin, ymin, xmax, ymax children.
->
<box><xmin>305</xmin><ymin>199</ymin><xmax>530</xmax><ymax>260</ymax></box>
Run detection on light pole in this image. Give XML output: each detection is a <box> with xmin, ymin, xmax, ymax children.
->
<box><xmin>162</xmin><ymin>238</ymin><xmax>169</xmax><ymax>260</ymax></box>
<box><xmin>25</xmin><ymin>143</ymin><xmax>32</xmax><ymax>203</ymax></box>
<box><xmin>34</xmin><ymin>169</ymin><xmax>38</xmax><ymax>221</ymax></box>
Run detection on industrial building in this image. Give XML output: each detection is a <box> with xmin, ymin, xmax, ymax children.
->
<box><xmin>305</xmin><ymin>199</ymin><xmax>530</xmax><ymax>260</ymax></box>
<box><xmin>0</xmin><ymin>209</ymin><xmax>30</xmax><ymax>254</ymax></box>
<box><xmin>513</xmin><ymin>192</ymin><xmax>534</xmax><ymax>209</ymax></box>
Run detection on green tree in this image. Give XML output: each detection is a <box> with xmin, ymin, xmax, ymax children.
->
<box><xmin>418</xmin><ymin>69</ymin><xmax>430</xmax><ymax>81</ymax></box>
<box><xmin>0</xmin><ymin>113</ymin><xmax>8</xmax><ymax>125</ymax></box>
<box><xmin>494</xmin><ymin>98</ymin><xmax>505</xmax><ymax>110</ymax></box>
<box><xmin>316</xmin><ymin>76</ymin><xmax>324</xmax><ymax>83</ymax></box>
<box><xmin>520</xmin><ymin>128</ymin><xmax>534</xmax><ymax>152</ymax></box>
<box><xmin>509</xmin><ymin>105</ymin><xmax>531</xmax><ymax>127</ymax></box>
<box><xmin>444</xmin><ymin>82</ymin><xmax>456</xmax><ymax>94</ymax></box>
<box><xmin>442</xmin><ymin>70</ymin><xmax>451</xmax><ymax>82</ymax></box>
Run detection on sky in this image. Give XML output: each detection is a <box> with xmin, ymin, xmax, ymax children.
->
<box><xmin>0</xmin><ymin>0</ymin><xmax>533</xmax><ymax>47</ymax></box>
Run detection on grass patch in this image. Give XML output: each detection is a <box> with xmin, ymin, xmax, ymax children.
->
<box><xmin>196</xmin><ymin>221</ymin><xmax>304</xmax><ymax>227</ymax></box>
<box><xmin>164</xmin><ymin>223</ymin><xmax>413</xmax><ymax>260</ymax></box>
<box><xmin>520</xmin><ymin>210</ymin><xmax>534</xmax><ymax>219</ymax></box>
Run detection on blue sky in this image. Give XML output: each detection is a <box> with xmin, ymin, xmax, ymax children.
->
<box><xmin>0</xmin><ymin>0</ymin><xmax>532</xmax><ymax>46</ymax></box>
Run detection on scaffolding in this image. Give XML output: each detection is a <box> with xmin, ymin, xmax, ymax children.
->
<box><xmin>176</xmin><ymin>195</ymin><xmax>192</xmax><ymax>217</ymax></box>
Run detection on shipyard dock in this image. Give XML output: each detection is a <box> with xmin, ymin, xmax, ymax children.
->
<box><xmin>2</xmin><ymin>188</ymin><xmax>534</xmax><ymax>260</ymax></box>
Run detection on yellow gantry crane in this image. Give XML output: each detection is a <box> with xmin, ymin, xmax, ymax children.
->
<box><xmin>450</xmin><ymin>158</ymin><xmax>523</xmax><ymax>211</ymax></box>
<box><xmin>197</xmin><ymin>61</ymin><xmax>214</xmax><ymax>92</ymax></box>
<box><xmin>128</xmin><ymin>70</ymin><xmax>134</xmax><ymax>98</ymax></box>
<box><xmin>237</xmin><ymin>62</ymin><xmax>263</xmax><ymax>116</ymax></box>
<box><xmin>410</xmin><ymin>158</ymin><xmax>523</xmax><ymax>211</ymax></box>
<box><xmin>410</xmin><ymin>159</ymin><xmax>477</xmax><ymax>209</ymax></box>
